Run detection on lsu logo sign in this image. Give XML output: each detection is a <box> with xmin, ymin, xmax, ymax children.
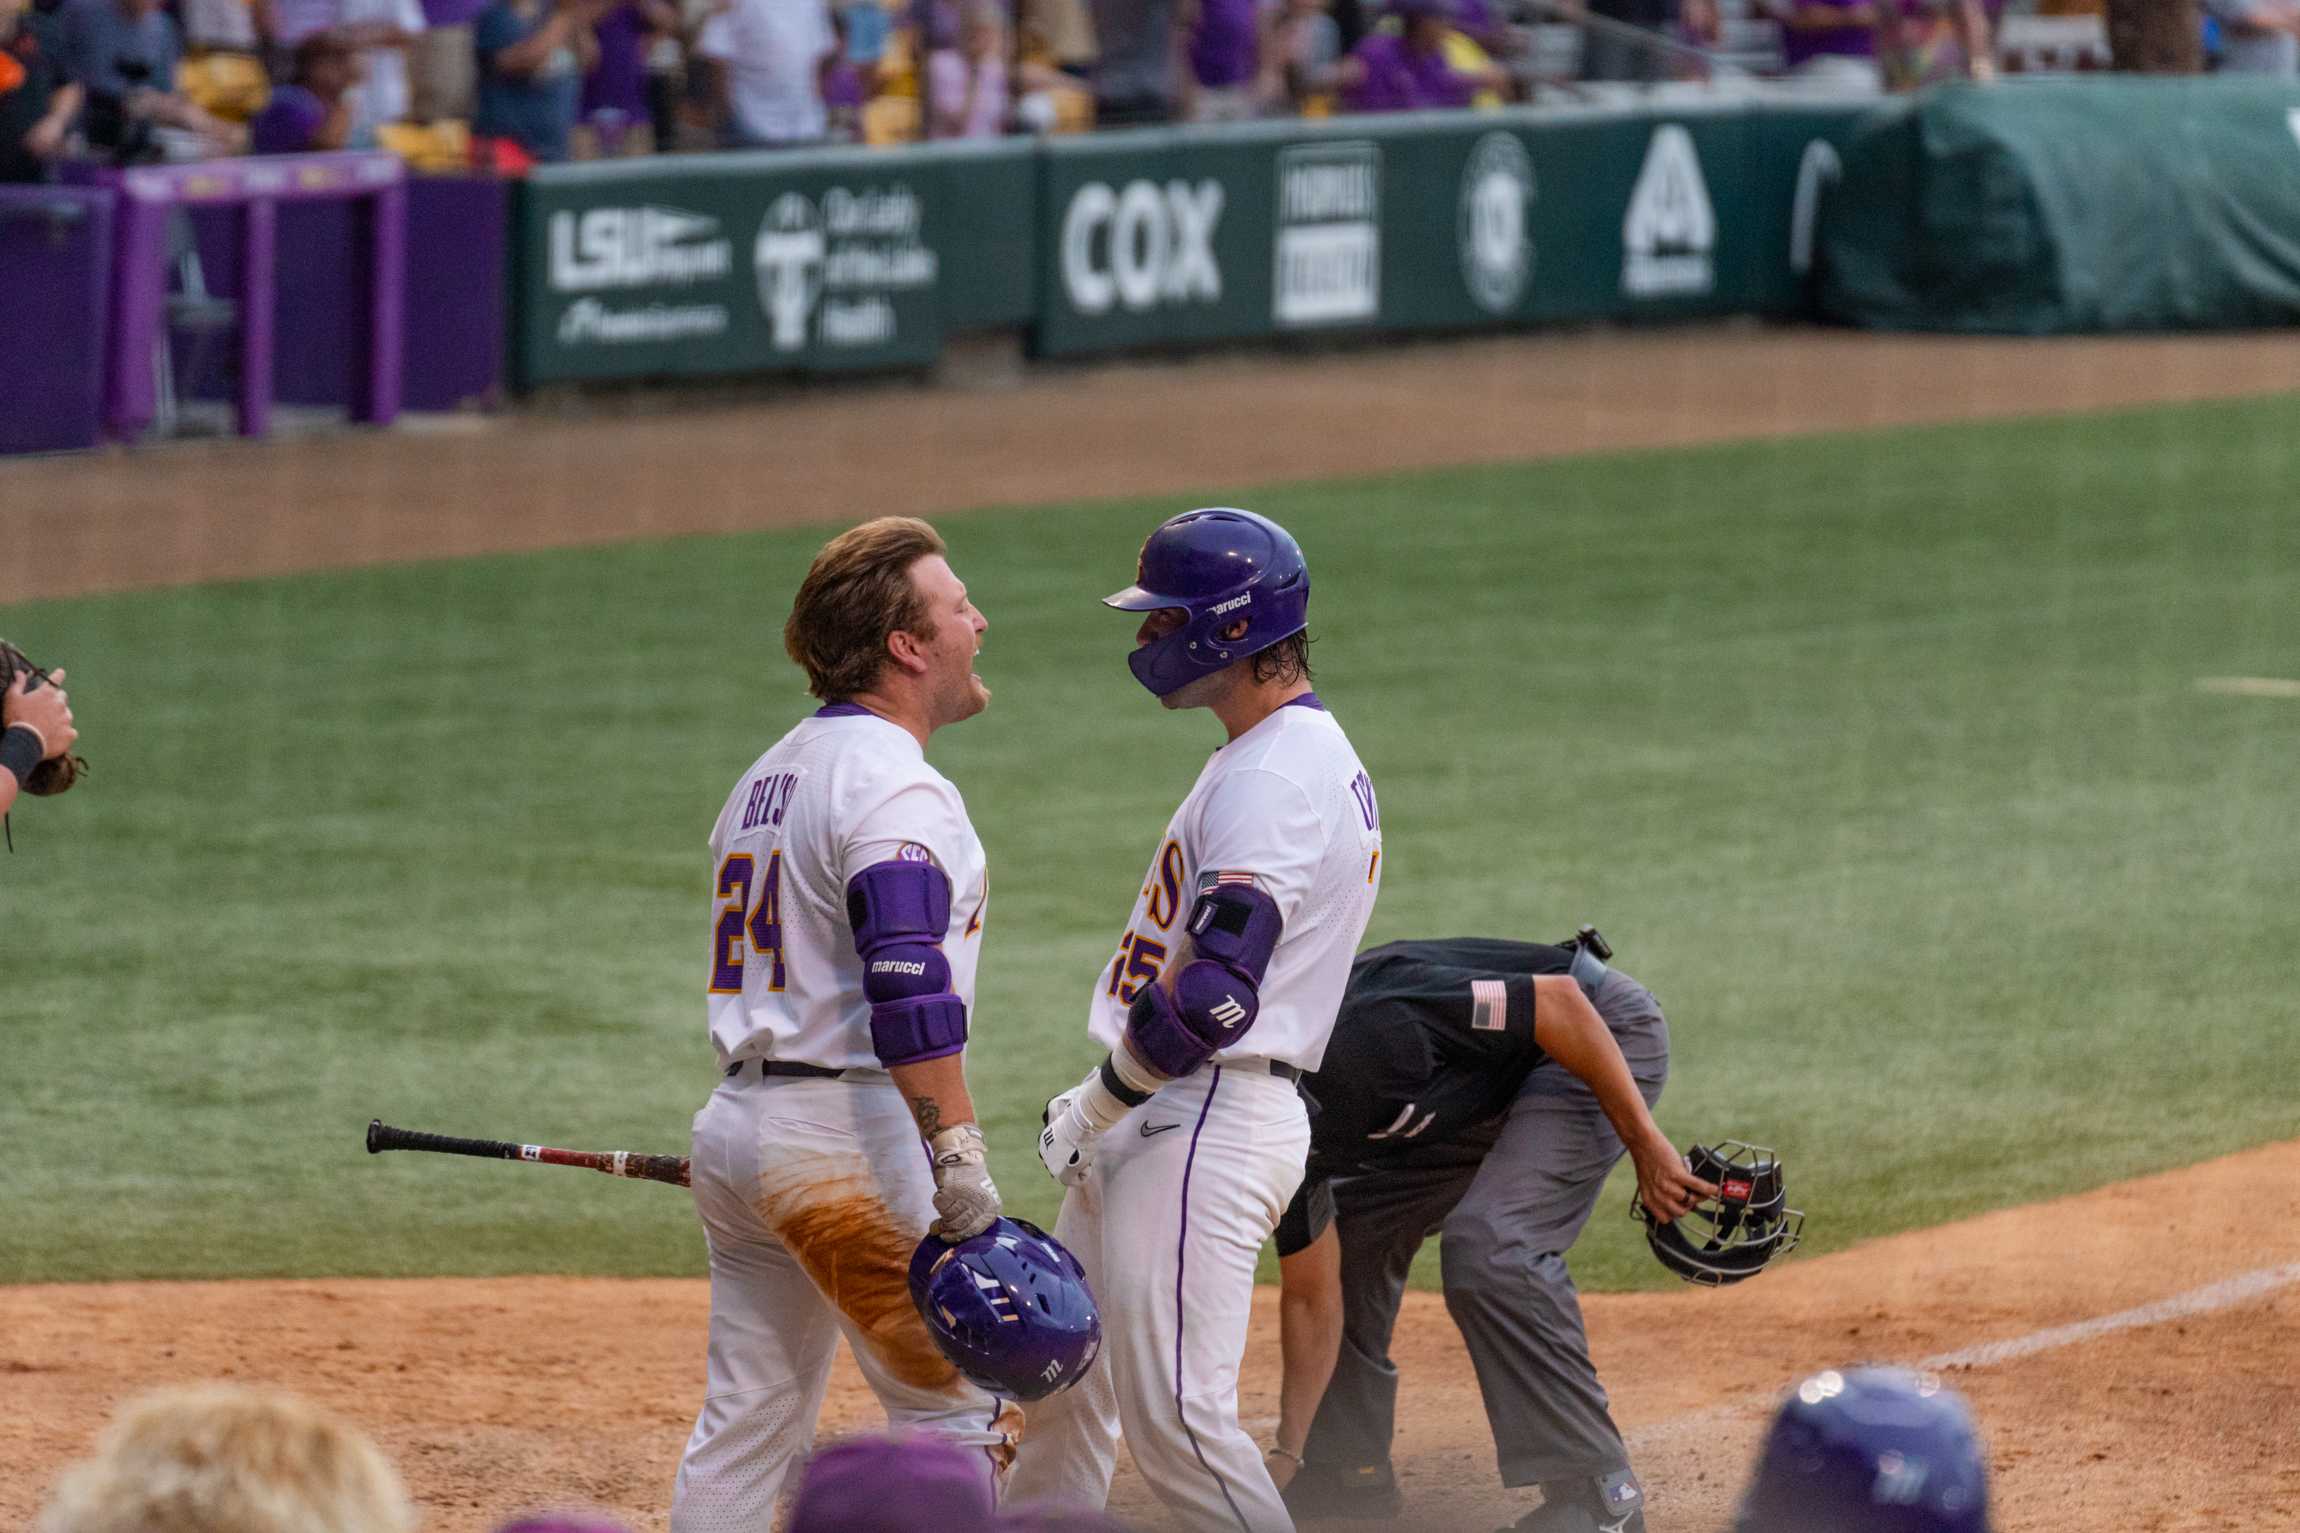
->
<box><xmin>1060</xmin><ymin>179</ymin><xmax>1225</xmax><ymax>316</ymax></box>
<box><xmin>548</xmin><ymin>206</ymin><xmax>733</xmax><ymax>293</ymax></box>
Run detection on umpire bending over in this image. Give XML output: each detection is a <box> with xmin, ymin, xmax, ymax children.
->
<box><xmin>1271</xmin><ymin>930</ymin><xmax>1709</xmax><ymax>1533</ymax></box>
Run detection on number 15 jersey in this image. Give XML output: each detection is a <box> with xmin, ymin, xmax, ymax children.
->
<box><xmin>707</xmin><ymin>704</ymin><xmax>989</xmax><ymax>1073</ymax></box>
<box><xmin>1087</xmin><ymin>695</ymin><xmax>1381</xmax><ymax>1073</ymax></box>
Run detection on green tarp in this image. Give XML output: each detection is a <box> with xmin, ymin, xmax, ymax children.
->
<box><xmin>1819</xmin><ymin>79</ymin><xmax>2300</xmax><ymax>333</ymax></box>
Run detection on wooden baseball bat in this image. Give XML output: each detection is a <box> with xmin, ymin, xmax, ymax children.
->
<box><xmin>365</xmin><ymin>1118</ymin><xmax>690</xmax><ymax>1188</ymax></box>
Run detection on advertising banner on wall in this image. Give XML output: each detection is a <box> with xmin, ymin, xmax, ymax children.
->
<box><xmin>515</xmin><ymin>141</ymin><xmax>1033</xmax><ymax>385</ymax></box>
<box><xmin>1035</xmin><ymin>102</ymin><xmax>1868</xmax><ymax>358</ymax></box>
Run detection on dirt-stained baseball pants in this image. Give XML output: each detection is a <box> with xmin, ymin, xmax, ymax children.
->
<box><xmin>1305</xmin><ymin>969</ymin><xmax>1670</xmax><ymax>1489</ymax></box>
<box><xmin>669</xmin><ymin>1069</ymin><xmax>1013</xmax><ymax>1533</ymax></box>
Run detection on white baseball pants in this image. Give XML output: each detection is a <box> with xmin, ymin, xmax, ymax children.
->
<box><xmin>669</xmin><ymin>1071</ymin><xmax>1013</xmax><ymax>1533</ymax></box>
<box><xmin>1009</xmin><ymin>1063</ymin><xmax>1310</xmax><ymax>1533</ymax></box>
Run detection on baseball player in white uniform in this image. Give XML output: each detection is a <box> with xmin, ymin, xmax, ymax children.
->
<box><xmin>1012</xmin><ymin>508</ymin><xmax>1381</xmax><ymax>1533</ymax></box>
<box><xmin>670</xmin><ymin>517</ymin><xmax>1015</xmax><ymax>1533</ymax></box>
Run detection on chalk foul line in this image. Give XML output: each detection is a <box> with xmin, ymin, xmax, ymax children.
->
<box><xmin>1625</xmin><ymin>1260</ymin><xmax>2300</xmax><ymax>1451</ymax></box>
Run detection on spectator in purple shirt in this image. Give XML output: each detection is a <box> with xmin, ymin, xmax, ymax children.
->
<box><xmin>1181</xmin><ymin>0</ymin><xmax>1257</xmax><ymax>119</ymax></box>
<box><xmin>248</xmin><ymin>26</ymin><xmax>358</xmax><ymax>148</ymax></box>
<box><xmin>1323</xmin><ymin>0</ymin><xmax>1502</xmax><ymax>111</ymax></box>
<box><xmin>575</xmin><ymin>0</ymin><xmax>668</xmax><ymax>151</ymax></box>
<box><xmin>1764</xmin><ymin>0</ymin><xmax>1882</xmax><ymax>85</ymax></box>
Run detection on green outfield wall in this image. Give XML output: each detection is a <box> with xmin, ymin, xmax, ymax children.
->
<box><xmin>511</xmin><ymin>99</ymin><xmax>1876</xmax><ymax>387</ymax></box>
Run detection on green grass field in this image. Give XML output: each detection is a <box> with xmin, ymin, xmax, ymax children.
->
<box><xmin>5</xmin><ymin>394</ymin><xmax>2298</xmax><ymax>1292</ymax></box>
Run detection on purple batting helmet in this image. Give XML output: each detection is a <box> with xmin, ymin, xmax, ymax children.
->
<box><xmin>1104</xmin><ymin>508</ymin><xmax>1310</xmax><ymax>697</ymax></box>
<box><xmin>909</xmin><ymin>1217</ymin><xmax>1102</xmax><ymax>1402</ymax></box>
<box><xmin>788</xmin><ymin>1435</ymin><xmax>996</xmax><ymax>1533</ymax></box>
<box><xmin>1734</xmin><ymin>1368</ymin><xmax>1991</xmax><ymax>1533</ymax></box>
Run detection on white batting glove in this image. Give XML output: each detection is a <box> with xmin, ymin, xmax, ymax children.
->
<box><xmin>927</xmin><ymin>1124</ymin><xmax>1002</xmax><ymax>1242</ymax></box>
<box><xmin>1038</xmin><ymin>1088</ymin><xmax>1098</xmax><ymax>1187</ymax></box>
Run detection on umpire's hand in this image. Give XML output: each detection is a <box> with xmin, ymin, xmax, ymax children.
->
<box><xmin>3</xmin><ymin>667</ymin><xmax>75</xmax><ymax>764</ymax></box>
<box><xmin>1628</xmin><ymin>1130</ymin><xmax>1717</xmax><ymax>1224</ymax></box>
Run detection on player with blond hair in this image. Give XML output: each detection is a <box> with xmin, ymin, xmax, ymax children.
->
<box><xmin>670</xmin><ymin>516</ymin><xmax>1014</xmax><ymax>1532</ymax></box>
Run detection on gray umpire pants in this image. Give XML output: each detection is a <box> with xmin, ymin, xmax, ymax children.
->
<box><xmin>1302</xmin><ymin>969</ymin><xmax>1669</xmax><ymax>1489</ymax></box>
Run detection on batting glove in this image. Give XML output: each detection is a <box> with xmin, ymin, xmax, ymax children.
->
<box><xmin>927</xmin><ymin>1123</ymin><xmax>1002</xmax><ymax>1242</ymax></box>
<box><xmin>1038</xmin><ymin>1088</ymin><xmax>1099</xmax><ymax>1187</ymax></box>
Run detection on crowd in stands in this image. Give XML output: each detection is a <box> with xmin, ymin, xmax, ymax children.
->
<box><xmin>0</xmin><ymin>0</ymin><xmax>2280</xmax><ymax>179</ymax></box>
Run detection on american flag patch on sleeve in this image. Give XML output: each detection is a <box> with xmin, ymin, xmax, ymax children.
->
<box><xmin>1470</xmin><ymin>979</ymin><xmax>1508</xmax><ymax>1031</ymax></box>
<box><xmin>1197</xmin><ymin>870</ymin><xmax>1260</xmax><ymax>894</ymax></box>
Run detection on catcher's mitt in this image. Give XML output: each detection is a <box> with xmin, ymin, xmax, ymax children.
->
<box><xmin>1</xmin><ymin>640</ymin><xmax>86</xmax><ymax>796</ymax></box>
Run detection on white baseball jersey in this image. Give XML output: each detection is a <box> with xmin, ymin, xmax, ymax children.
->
<box><xmin>705</xmin><ymin>703</ymin><xmax>989</xmax><ymax>1073</ymax></box>
<box><xmin>1086</xmin><ymin>695</ymin><xmax>1382</xmax><ymax>1072</ymax></box>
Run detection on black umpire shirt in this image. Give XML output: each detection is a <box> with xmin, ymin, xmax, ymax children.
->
<box><xmin>1275</xmin><ymin>937</ymin><xmax>1586</xmax><ymax>1257</ymax></box>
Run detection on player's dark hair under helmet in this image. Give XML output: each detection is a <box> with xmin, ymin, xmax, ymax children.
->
<box><xmin>1104</xmin><ymin>508</ymin><xmax>1310</xmax><ymax>697</ymax></box>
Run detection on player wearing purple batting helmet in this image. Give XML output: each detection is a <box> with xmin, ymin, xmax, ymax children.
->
<box><xmin>1101</xmin><ymin>507</ymin><xmax>1311</xmax><ymax>701</ymax></box>
<box><xmin>1017</xmin><ymin>505</ymin><xmax>1381</xmax><ymax>1533</ymax></box>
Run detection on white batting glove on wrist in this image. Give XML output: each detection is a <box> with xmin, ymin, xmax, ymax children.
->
<box><xmin>1038</xmin><ymin>1089</ymin><xmax>1099</xmax><ymax>1187</ymax></box>
<box><xmin>927</xmin><ymin>1123</ymin><xmax>1001</xmax><ymax>1242</ymax></box>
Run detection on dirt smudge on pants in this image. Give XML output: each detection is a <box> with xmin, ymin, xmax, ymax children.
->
<box><xmin>759</xmin><ymin>1176</ymin><xmax>962</xmax><ymax>1395</ymax></box>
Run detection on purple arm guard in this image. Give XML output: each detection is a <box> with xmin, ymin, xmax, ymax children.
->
<box><xmin>1185</xmin><ymin>880</ymin><xmax>1282</xmax><ymax>985</ymax></box>
<box><xmin>1125</xmin><ymin>959</ymin><xmax>1263</xmax><ymax>1079</ymax></box>
<box><xmin>849</xmin><ymin>860</ymin><xmax>968</xmax><ymax>1067</ymax></box>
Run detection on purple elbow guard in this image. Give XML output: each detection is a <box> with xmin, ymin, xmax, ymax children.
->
<box><xmin>1185</xmin><ymin>881</ymin><xmax>1282</xmax><ymax>986</ymax></box>
<box><xmin>849</xmin><ymin>860</ymin><xmax>967</xmax><ymax>1067</ymax></box>
<box><xmin>871</xmin><ymin>992</ymin><xmax>969</xmax><ymax>1066</ymax></box>
<box><xmin>1125</xmin><ymin>958</ymin><xmax>1261</xmax><ymax>1079</ymax></box>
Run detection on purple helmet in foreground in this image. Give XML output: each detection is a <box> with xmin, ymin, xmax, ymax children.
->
<box><xmin>909</xmin><ymin>1217</ymin><xmax>1102</xmax><ymax>1402</ymax></box>
<box><xmin>1734</xmin><ymin>1368</ymin><xmax>1990</xmax><ymax>1533</ymax></box>
<box><xmin>1104</xmin><ymin>508</ymin><xmax>1310</xmax><ymax>697</ymax></box>
<box><xmin>788</xmin><ymin>1436</ymin><xmax>996</xmax><ymax>1533</ymax></box>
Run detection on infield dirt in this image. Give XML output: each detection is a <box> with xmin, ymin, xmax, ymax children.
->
<box><xmin>4</xmin><ymin>1140</ymin><xmax>2295</xmax><ymax>1531</ymax></box>
<box><xmin>5</xmin><ymin>327</ymin><xmax>2298</xmax><ymax>1530</ymax></box>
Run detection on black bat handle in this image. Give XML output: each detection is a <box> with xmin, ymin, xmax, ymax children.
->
<box><xmin>366</xmin><ymin>1119</ymin><xmax>519</xmax><ymax>1160</ymax></box>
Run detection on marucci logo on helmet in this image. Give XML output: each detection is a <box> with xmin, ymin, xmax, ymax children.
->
<box><xmin>1210</xmin><ymin>593</ymin><xmax>1253</xmax><ymax>616</ymax></box>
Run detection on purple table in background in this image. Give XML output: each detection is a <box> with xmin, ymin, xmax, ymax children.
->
<box><xmin>67</xmin><ymin>153</ymin><xmax>407</xmax><ymax>442</ymax></box>
<box><xmin>0</xmin><ymin>186</ymin><xmax>115</xmax><ymax>456</ymax></box>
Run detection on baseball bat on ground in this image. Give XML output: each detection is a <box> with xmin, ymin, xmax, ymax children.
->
<box><xmin>365</xmin><ymin>1118</ymin><xmax>691</xmax><ymax>1188</ymax></box>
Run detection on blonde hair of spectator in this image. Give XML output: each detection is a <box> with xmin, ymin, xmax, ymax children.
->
<box><xmin>36</xmin><ymin>1384</ymin><xmax>416</xmax><ymax>1533</ymax></box>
